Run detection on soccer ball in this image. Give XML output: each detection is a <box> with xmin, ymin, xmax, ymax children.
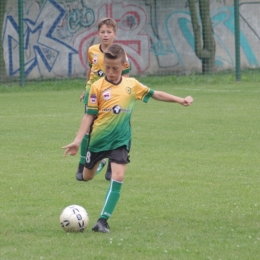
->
<box><xmin>60</xmin><ymin>205</ymin><xmax>89</xmax><ymax>232</ymax></box>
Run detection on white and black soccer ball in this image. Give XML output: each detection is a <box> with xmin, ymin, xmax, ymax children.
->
<box><xmin>60</xmin><ymin>205</ymin><xmax>89</xmax><ymax>232</ymax></box>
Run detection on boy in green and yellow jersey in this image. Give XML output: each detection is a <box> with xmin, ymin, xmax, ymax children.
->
<box><xmin>76</xmin><ymin>17</ymin><xmax>130</xmax><ymax>181</ymax></box>
<box><xmin>63</xmin><ymin>44</ymin><xmax>193</xmax><ymax>233</ymax></box>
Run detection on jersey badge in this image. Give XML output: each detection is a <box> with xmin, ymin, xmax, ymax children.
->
<box><xmin>90</xmin><ymin>94</ymin><xmax>97</xmax><ymax>103</ymax></box>
<box><xmin>125</xmin><ymin>86</ymin><xmax>132</xmax><ymax>94</ymax></box>
<box><xmin>103</xmin><ymin>91</ymin><xmax>111</xmax><ymax>100</ymax></box>
<box><xmin>92</xmin><ymin>55</ymin><xmax>98</xmax><ymax>64</ymax></box>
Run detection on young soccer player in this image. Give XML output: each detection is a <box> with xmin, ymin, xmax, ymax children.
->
<box><xmin>63</xmin><ymin>44</ymin><xmax>193</xmax><ymax>233</ymax></box>
<box><xmin>77</xmin><ymin>17</ymin><xmax>130</xmax><ymax>182</ymax></box>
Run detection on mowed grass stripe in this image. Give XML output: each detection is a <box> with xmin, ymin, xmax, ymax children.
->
<box><xmin>0</xmin><ymin>76</ymin><xmax>259</xmax><ymax>260</ymax></box>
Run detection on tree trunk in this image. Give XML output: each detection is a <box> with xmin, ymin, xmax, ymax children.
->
<box><xmin>0</xmin><ymin>0</ymin><xmax>8</xmax><ymax>82</ymax></box>
<box><xmin>188</xmin><ymin>0</ymin><xmax>216</xmax><ymax>73</ymax></box>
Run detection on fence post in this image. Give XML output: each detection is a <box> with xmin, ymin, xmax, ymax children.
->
<box><xmin>18</xmin><ymin>0</ymin><xmax>25</xmax><ymax>86</ymax></box>
<box><xmin>234</xmin><ymin>0</ymin><xmax>241</xmax><ymax>81</ymax></box>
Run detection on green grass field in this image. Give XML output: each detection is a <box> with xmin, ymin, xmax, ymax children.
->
<box><xmin>0</xmin><ymin>73</ymin><xmax>260</xmax><ymax>259</ymax></box>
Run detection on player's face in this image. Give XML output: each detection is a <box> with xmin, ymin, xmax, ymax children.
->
<box><xmin>98</xmin><ymin>25</ymin><xmax>116</xmax><ymax>48</ymax></box>
<box><xmin>104</xmin><ymin>58</ymin><xmax>126</xmax><ymax>84</ymax></box>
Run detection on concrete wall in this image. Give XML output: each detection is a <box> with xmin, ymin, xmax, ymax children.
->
<box><xmin>2</xmin><ymin>0</ymin><xmax>260</xmax><ymax>79</ymax></box>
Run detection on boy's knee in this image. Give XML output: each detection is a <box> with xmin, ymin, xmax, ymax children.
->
<box><xmin>82</xmin><ymin>168</ymin><xmax>95</xmax><ymax>181</ymax></box>
<box><xmin>83</xmin><ymin>175</ymin><xmax>94</xmax><ymax>181</ymax></box>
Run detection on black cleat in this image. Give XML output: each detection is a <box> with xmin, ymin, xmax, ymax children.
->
<box><xmin>105</xmin><ymin>161</ymin><xmax>111</xmax><ymax>181</ymax></box>
<box><xmin>75</xmin><ymin>163</ymin><xmax>84</xmax><ymax>181</ymax></box>
<box><xmin>92</xmin><ymin>218</ymin><xmax>110</xmax><ymax>233</ymax></box>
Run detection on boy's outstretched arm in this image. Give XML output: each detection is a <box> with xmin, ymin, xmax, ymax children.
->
<box><xmin>62</xmin><ymin>114</ymin><xmax>95</xmax><ymax>156</ymax></box>
<box><xmin>152</xmin><ymin>91</ymin><xmax>193</xmax><ymax>106</ymax></box>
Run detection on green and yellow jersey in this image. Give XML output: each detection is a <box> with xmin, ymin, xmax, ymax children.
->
<box><xmin>86</xmin><ymin>77</ymin><xmax>154</xmax><ymax>152</ymax></box>
<box><xmin>83</xmin><ymin>44</ymin><xmax>130</xmax><ymax>104</ymax></box>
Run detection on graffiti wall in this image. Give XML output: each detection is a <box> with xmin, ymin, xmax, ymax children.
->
<box><xmin>2</xmin><ymin>0</ymin><xmax>260</xmax><ymax>79</ymax></box>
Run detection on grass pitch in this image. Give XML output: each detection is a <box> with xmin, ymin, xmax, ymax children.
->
<box><xmin>0</xmin><ymin>73</ymin><xmax>260</xmax><ymax>259</ymax></box>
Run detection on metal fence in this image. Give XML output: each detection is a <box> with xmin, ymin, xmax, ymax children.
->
<box><xmin>1</xmin><ymin>0</ymin><xmax>260</xmax><ymax>85</ymax></box>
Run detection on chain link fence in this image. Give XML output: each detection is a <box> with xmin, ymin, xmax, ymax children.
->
<box><xmin>1</xmin><ymin>0</ymin><xmax>260</xmax><ymax>85</ymax></box>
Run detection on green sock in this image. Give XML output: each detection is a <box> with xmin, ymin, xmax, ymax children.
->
<box><xmin>79</xmin><ymin>134</ymin><xmax>89</xmax><ymax>164</ymax></box>
<box><xmin>95</xmin><ymin>160</ymin><xmax>106</xmax><ymax>175</ymax></box>
<box><xmin>100</xmin><ymin>180</ymin><xmax>123</xmax><ymax>220</ymax></box>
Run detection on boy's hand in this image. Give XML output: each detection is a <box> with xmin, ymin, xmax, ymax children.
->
<box><xmin>62</xmin><ymin>142</ymin><xmax>80</xmax><ymax>156</ymax></box>
<box><xmin>79</xmin><ymin>91</ymin><xmax>85</xmax><ymax>102</ymax></box>
<box><xmin>182</xmin><ymin>96</ymin><xmax>193</xmax><ymax>106</ymax></box>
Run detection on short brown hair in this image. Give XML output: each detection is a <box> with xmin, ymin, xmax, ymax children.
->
<box><xmin>104</xmin><ymin>44</ymin><xmax>126</xmax><ymax>64</ymax></box>
<box><xmin>98</xmin><ymin>17</ymin><xmax>117</xmax><ymax>32</ymax></box>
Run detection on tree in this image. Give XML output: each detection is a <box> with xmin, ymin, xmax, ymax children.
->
<box><xmin>188</xmin><ymin>0</ymin><xmax>216</xmax><ymax>73</ymax></box>
<box><xmin>0</xmin><ymin>0</ymin><xmax>8</xmax><ymax>82</ymax></box>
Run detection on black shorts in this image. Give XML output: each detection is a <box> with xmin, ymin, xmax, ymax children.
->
<box><xmin>84</xmin><ymin>145</ymin><xmax>130</xmax><ymax>169</ymax></box>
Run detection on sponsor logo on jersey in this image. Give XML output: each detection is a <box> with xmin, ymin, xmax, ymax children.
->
<box><xmin>103</xmin><ymin>91</ymin><xmax>111</xmax><ymax>100</ymax></box>
<box><xmin>90</xmin><ymin>94</ymin><xmax>97</xmax><ymax>103</ymax></box>
<box><xmin>113</xmin><ymin>105</ymin><xmax>121</xmax><ymax>114</ymax></box>
<box><xmin>102</xmin><ymin>105</ymin><xmax>131</xmax><ymax>114</ymax></box>
<box><xmin>97</xmin><ymin>70</ymin><xmax>104</xmax><ymax>77</ymax></box>
<box><xmin>102</xmin><ymin>105</ymin><xmax>131</xmax><ymax>115</ymax></box>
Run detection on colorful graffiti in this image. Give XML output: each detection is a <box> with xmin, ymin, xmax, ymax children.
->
<box><xmin>147</xmin><ymin>0</ymin><xmax>259</xmax><ymax>69</ymax></box>
<box><xmin>74</xmin><ymin>2</ymin><xmax>150</xmax><ymax>73</ymax></box>
<box><xmin>3</xmin><ymin>0</ymin><xmax>78</xmax><ymax>77</ymax></box>
<box><xmin>2</xmin><ymin>0</ymin><xmax>260</xmax><ymax>78</ymax></box>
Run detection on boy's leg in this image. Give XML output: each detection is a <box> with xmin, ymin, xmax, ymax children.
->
<box><xmin>75</xmin><ymin>133</ymin><xmax>89</xmax><ymax>180</ymax></box>
<box><xmin>92</xmin><ymin>163</ymin><xmax>126</xmax><ymax>233</ymax></box>
<box><xmin>76</xmin><ymin>137</ymin><xmax>107</xmax><ymax>181</ymax></box>
<box><xmin>76</xmin><ymin>83</ymin><xmax>93</xmax><ymax>181</ymax></box>
<box><xmin>82</xmin><ymin>160</ymin><xmax>102</xmax><ymax>181</ymax></box>
<box><xmin>104</xmin><ymin>159</ymin><xmax>112</xmax><ymax>181</ymax></box>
